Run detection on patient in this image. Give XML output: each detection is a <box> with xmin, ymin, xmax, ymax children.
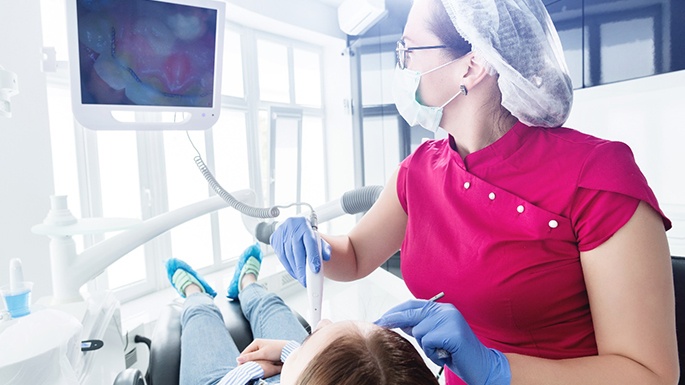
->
<box><xmin>166</xmin><ymin>244</ymin><xmax>439</xmax><ymax>385</ymax></box>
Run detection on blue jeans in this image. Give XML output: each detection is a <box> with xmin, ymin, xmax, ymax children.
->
<box><xmin>179</xmin><ymin>284</ymin><xmax>309</xmax><ymax>385</ymax></box>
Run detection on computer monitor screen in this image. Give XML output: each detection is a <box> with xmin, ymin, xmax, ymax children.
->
<box><xmin>67</xmin><ymin>0</ymin><xmax>225</xmax><ymax>130</ymax></box>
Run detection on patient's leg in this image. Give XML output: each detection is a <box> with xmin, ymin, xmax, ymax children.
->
<box><xmin>239</xmin><ymin>283</ymin><xmax>309</xmax><ymax>342</ymax></box>
<box><xmin>180</xmin><ymin>292</ymin><xmax>241</xmax><ymax>385</ymax></box>
<box><xmin>227</xmin><ymin>246</ymin><xmax>309</xmax><ymax>343</ymax></box>
<box><xmin>238</xmin><ymin>273</ymin><xmax>309</xmax><ymax>343</ymax></box>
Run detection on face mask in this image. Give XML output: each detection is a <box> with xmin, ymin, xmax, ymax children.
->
<box><xmin>393</xmin><ymin>58</ymin><xmax>466</xmax><ymax>133</ymax></box>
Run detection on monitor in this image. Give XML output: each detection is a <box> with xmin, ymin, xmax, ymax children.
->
<box><xmin>66</xmin><ymin>0</ymin><xmax>225</xmax><ymax>130</ymax></box>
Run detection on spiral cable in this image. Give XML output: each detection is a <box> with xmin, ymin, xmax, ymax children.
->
<box><xmin>194</xmin><ymin>155</ymin><xmax>280</xmax><ymax>219</ymax></box>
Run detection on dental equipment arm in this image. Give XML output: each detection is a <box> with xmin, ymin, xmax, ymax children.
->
<box><xmin>254</xmin><ymin>185</ymin><xmax>384</xmax><ymax>244</ymax></box>
<box><xmin>256</xmin><ymin>185</ymin><xmax>383</xmax><ymax>326</ymax></box>
<box><xmin>32</xmin><ymin>190</ymin><xmax>258</xmax><ymax>304</ymax></box>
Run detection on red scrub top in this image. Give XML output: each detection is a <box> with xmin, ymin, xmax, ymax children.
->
<box><xmin>397</xmin><ymin>122</ymin><xmax>671</xmax><ymax>385</ymax></box>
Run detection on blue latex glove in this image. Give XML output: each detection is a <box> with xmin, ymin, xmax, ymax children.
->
<box><xmin>269</xmin><ymin>217</ymin><xmax>331</xmax><ymax>287</ymax></box>
<box><xmin>375</xmin><ymin>300</ymin><xmax>511</xmax><ymax>385</ymax></box>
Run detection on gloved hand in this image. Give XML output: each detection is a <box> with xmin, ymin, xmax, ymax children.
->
<box><xmin>269</xmin><ymin>217</ymin><xmax>331</xmax><ymax>287</ymax></box>
<box><xmin>375</xmin><ymin>300</ymin><xmax>511</xmax><ymax>385</ymax></box>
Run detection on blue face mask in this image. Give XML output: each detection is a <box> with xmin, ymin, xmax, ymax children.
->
<box><xmin>392</xmin><ymin>56</ymin><xmax>468</xmax><ymax>133</ymax></box>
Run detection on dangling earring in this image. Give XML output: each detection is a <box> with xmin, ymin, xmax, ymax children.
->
<box><xmin>460</xmin><ymin>84</ymin><xmax>468</xmax><ymax>96</ymax></box>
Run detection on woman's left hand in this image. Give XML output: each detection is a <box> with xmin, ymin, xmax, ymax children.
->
<box><xmin>375</xmin><ymin>299</ymin><xmax>511</xmax><ymax>385</ymax></box>
<box><xmin>252</xmin><ymin>360</ymin><xmax>283</xmax><ymax>378</ymax></box>
<box><xmin>237</xmin><ymin>339</ymin><xmax>288</xmax><ymax>377</ymax></box>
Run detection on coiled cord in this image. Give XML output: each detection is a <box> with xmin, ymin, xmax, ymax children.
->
<box><xmin>194</xmin><ymin>155</ymin><xmax>280</xmax><ymax>218</ymax></box>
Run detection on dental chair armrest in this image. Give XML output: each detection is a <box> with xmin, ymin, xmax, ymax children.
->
<box><xmin>149</xmin><ymin>303</ymin><xmax>182</xmax><ymax>385</ymax></box>
<box><xmin>114</xmin><ymin>368</ymin><xmax>146</xmax><ymax>385</ymax></box>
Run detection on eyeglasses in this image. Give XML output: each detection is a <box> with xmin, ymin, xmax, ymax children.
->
<box><xmin>396</xmin><ymin>39</ymin><xmax>447</xmax><ymax>70</ymax></box>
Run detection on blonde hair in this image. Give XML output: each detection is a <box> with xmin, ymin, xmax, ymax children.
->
<box><xmin>295</xmin><ymin>327</ymin><xmax>439</xmax><ymax>385</ymax></box>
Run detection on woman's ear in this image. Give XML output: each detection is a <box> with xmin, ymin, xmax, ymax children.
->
<box><xmin>461</xmin><ymin>53</ymin><xmax>491</xmax><ymax>93</ymax></box>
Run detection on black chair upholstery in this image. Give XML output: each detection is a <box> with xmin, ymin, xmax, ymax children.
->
<box><xmin>114</xmin><ymin>368</ymin><xmax>146</xmax><ymax>385</ymax></box>
<box><xmin>146</xmin><ymin>299</ymin><xmax>309</xmax><ymax>385</ymax></box>
<box><xmin>672</xmin><ymin>256</ymin><xmax>685</xmax><ymax>385</ymax></box>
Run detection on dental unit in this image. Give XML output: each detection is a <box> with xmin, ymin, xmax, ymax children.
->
<box><xmin>23</xmin><ymin>183</ymin><xmax>381</xmax><ymax>383</ymax></box>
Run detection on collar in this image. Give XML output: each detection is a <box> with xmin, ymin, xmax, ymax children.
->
<box><xmin>447</xmin><ymin>121</ymin><xmax>533</xmax><ymax>170</ymax></box>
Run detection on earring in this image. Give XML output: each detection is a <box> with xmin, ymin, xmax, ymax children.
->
<box><xmin>460</xmin><ymin>84</ymin><xmax>468</xmax><ymax>96</ymax></box>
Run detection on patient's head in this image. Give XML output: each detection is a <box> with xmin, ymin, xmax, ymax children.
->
<box><xmin>280</xmin><ymin>319</ymin><xmax>439</xmax><ymax>385</ymax></box>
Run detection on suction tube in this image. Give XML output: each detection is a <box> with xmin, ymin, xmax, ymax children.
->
<box><xmin>195</xmin><ymin>156</ymin><xmax>280</xmax><ymax>218</ymax></box>
<box><xmin>340</xmin><ymin>185</ymin><xmax>383</xmax><ymax>214</ymax></box>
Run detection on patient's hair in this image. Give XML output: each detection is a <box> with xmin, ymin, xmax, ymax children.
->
<box><xmin>295</xmin><ymin>327</ymin><xmax>439</xmax><ymax>385</ymax></box>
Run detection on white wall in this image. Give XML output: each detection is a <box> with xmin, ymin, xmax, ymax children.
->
<box><xmin>0</xmin><ymin>0</ymin><xmax>55</xmax><ymax>299</ymax></box>
<box><xmin>566</xmin><ymin>70</ymin><xmax>685</xmax><ymax>256</ymax></box>
<box><xmin>228</xmin><ymin>0</ymin><xmax>344</xmax><ymax>40</ymax></box>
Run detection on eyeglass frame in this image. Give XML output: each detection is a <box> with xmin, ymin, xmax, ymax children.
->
<box><xmin>396</xmin><ymin>39</ymin><xmax>448</xmax><ymax>70</ymax></box>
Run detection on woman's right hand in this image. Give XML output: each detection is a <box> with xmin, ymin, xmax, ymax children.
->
<box><xmin>270</xmin><ymin>217</ymin><xmax>331</xmax><ymax>287</ymax></box>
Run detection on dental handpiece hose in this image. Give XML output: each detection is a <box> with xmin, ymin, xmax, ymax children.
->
<box><xmin>307</xmin><ymin>212</ymin><xmax>324</xmax><ymax>327</ymax></box>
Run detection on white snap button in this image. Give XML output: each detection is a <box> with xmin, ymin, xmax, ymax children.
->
<box><xmin>488</xmin><ymin>192</ymin><xmax>496</xmax><ymax>200</ymax></box>
<box><xmin>548</xmin><ymin>220</ymin><xmax>558</xmax><ymax>229</ymax></box>
<box><xmin>517</xmin><ymin>205</ymin><xmax>524</xmax><ymax>213</ymax></box>
<box><xmin>464</xmin><ymin>182</ymin><xmax>471</xmax><ymax>189</ymax></box>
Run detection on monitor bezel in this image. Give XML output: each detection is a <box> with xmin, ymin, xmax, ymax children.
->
<box><xmin>66</xmin><ymin>0</ymin><xmax>225</xmax><ymax>130</ymax></box>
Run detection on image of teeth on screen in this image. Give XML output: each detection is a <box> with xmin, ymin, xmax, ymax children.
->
<box><xmin>76</xmin><ymin>0</ymin><xmax>217</xmax><ymax>107</ymax></box>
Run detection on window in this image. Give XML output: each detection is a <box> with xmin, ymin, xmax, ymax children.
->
<box><xmin>41</xmin><ymin>1</ymin><xmax>328</xmax><ymax>302</ymax></box>
<box><xmin>362</xmin><ymin>115</ymin><xmax>401</xmax><ymax>187</ymax></box>
<box><xmin>97</xmin><ymin>131</ymin><xmax>147</xmax><ymax>289</ymax></box>
<box><xmin>599</xmin><ymin>17</ymin><xmax>655</xmax><ymax>84</ymax></box>
<box><xmin>548</xmin><ymin>0</ymin><xmax>669</xmax><ymax>88</ymax></box>
<box><xmin>222</xmin><ymin>30</ymin><xmax>245</xmax><ymax>98</ymax></box>
<box><xmin>258</xmin><ymin>39</ymin><xmax>290</xmax><ymax>103</ymax></box>
<box><xmin>294</xmin><ymin>49</ymin><xmax>323</xmax><ymax>107</ymax></box>
<box><xmin>165</xmin><ymin>131</ymin><xmax>215</xmax><ymax>269</ymax></box>
<box><xmin>213</xmin><ymin>110</ymin><xmax>254</xmax><ymax>261</ymax></box>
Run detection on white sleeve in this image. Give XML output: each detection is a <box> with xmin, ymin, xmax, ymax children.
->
<box><xmin>216</xmin><ymin>361</ymin><xmax>264</xmax><ymax>385</ymax></box>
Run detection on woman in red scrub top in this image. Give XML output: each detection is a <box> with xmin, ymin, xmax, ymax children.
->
<box><xmin>271</xmin><ymin>0</ymin><xmax>679</xmax><ymax>384</ymax></box>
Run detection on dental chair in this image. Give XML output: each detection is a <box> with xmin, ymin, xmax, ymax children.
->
<box><xmin>114</xmin><ymin>299</ymin><xmax>310</xmax><ymax>385</ymax></box>
<box><xmin>116</xmin><ymin>256</ymin><xmax>685</xmax><ymax>385</ymax></box>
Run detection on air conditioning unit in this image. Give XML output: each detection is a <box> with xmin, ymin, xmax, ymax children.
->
<box><xmin>337</xmin><ymin>0</ymin><xmax>388</xmax><ymax>36</ymax></box>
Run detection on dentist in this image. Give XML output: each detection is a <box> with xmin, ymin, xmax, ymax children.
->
<box><xmin>271</xmin><ymin>0</ymin><xmax>679</xmax><ymax>384</ymax></box>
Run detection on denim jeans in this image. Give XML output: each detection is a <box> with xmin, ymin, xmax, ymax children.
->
<box><xmin>179</xmin><ymin>284</ymin><xmax>309</xmax><ymax>385</ymax></box>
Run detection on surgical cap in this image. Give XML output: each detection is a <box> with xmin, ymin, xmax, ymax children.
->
<box><xmin>439</xmin><ymin>0</ymin><xmax>573</xmax><ymax>128</ymax></box>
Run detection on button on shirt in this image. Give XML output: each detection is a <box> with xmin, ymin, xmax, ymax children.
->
<box><xmin>397</xmin><ymin>122</ymin><xmax>670</xmax><ymax>385</ymax></box>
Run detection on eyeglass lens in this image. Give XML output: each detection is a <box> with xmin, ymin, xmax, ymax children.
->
<box><xmin>396</xmin><ymin>40</ymin><xmax>406</xmax><ymax>69</ymax></box>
